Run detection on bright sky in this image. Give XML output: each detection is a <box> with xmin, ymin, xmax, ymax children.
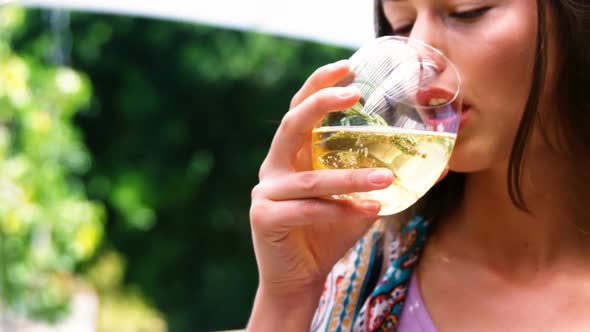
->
<box><xmin>22</xmin><ymin>0</ymin><xmax>376</xmax><ymax>49</ymax></box>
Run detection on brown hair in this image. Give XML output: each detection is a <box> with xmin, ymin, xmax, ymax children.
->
<box><xmin>374</xmin><ymin>0</ymin><xmax>590</xmax><ymax>222</ymax></box>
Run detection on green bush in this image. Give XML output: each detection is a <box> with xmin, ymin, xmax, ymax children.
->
<box><xmin>12</xmin><ymin>8</ymin><xmax>353</xmax><ymax>331</ymax></box>
<box><xmin>0</xmin><ymin>5</ymin><xmax>104</xmax><ymax>322</ymax></box>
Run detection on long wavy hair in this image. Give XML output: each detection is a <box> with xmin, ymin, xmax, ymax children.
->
<box><xmin>374</xmin><ymin>0</ymin><xmax>590</xmax><ymax>224</ymax></box>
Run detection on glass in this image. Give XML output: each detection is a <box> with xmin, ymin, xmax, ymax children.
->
<box><xmin>311</xmin><ymin>36</ymin><xmax>462</xmax><ymax>215</ymax></box>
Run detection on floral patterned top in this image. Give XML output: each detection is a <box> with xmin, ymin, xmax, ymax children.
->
<box><xmin>310</xmin><ymin>215</ymin><xmax>430</xmax><ymax>332</ymax></box>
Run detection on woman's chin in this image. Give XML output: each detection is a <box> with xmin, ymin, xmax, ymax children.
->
<box><xmin>447</xmin><ymin>149</ymin><xmax>491</xmax><ymax>173</ymax></box>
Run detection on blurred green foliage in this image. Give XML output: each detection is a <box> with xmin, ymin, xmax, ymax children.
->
<box><xmin>0</xmin><ymin>6</ymin><xmax>103</xmax><ymax>322</ymax></box>
<box><xmin>85</xmin><ymin>250</ymin><xmax>167</xmax><ymax>332</ymax></box>
<box><xmin>10</xmin><ymin>7</ymin><xmax>354</xmax><ymax>331</ymax></box>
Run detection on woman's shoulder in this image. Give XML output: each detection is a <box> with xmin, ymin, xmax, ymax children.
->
<box><xmin>311</xmin><ymin>215</ymin><xmax>431</xmax><ymax>332</ymax></box>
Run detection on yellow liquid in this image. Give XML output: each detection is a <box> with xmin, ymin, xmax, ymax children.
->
<box><xmin>311</xmin><ymin>126</ymin><xmax>456</xmax><ymax>215</ymax></box>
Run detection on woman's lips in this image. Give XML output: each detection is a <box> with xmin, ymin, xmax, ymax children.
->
<box><xmin>416</xmin><ymin>87</ymin><xmax>462</xmax><ymax>131</ymax></box>
<box><xmin>459</xmin><ymin>105</ymin><xmax>472</xmax><ymax>130</ymax></box>
<box><xmin>416</xmin><ymin>87</ymin><xmax>455</xmax><ymax>107</ymax></box>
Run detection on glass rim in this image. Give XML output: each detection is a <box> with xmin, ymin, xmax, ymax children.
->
<box><xmin>355</xmin><ymin>35</ymin><xmax>463</xmax><ymax>111</ymax></box>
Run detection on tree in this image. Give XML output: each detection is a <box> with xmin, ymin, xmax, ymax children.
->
<box><xmin>0</xmin><ymin>5</ymin><xmax>103</xmax><ymax>323</ymax></box>
<box><xmin>13</xmin><ymin>8</ymin><xmax>353</xmax><ymax>331</ymax></box>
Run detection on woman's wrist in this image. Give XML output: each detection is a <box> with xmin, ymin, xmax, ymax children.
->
<box><xmin>247</xmin><ymin>283</ymin><xmax>324</xmax><ymax>331</ymax></box>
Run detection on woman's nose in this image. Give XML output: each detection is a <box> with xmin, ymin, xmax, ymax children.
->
<box><xmin>408</xmin><ymin>13</ymin><xmax>442</xmax><ymax>49</ymax></box>
<box><xmin>408</xmin><ymin>15</ymin><xmax>448</xmax><ymax>73</ymax></box>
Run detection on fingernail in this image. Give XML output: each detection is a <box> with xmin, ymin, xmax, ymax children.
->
<box><xmin>368</xmin><ymin>169</ymin><xmax>393</xmax><ymax>185</ymax></box>
<box><xmin>337</xmin><ymin>86</ymin><xmax>358</xmax><ymax>99</ymax></box>
<box><xmin>329</xmin><ymin>59</ymin><xmax>349</xmax><ymax>70</ymax></box>
<box><xmin>361</xmin><ymin>201</ymin><xmax>380</xmax><ymax>212</ymax></box>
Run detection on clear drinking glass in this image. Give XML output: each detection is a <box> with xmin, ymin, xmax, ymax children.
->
<box><xmin>311</xmin><ymin>36</ymin><xmax>462</xmax><ymax>215</ymax></box>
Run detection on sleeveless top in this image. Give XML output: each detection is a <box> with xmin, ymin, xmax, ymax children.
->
<box><xmin>310</xmin><ymin>215</ymin><xmax>432</xmax><ymax>332</ymax></box>
<box><xmin>397</xmin><ymin>273</ymin><xmax>437</xmax><ymax>332</ymax></box>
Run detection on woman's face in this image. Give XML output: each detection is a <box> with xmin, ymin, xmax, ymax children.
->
<box><xmin>382</xmin><ymin>0</ymin><xmax>540</xmax><ymax>172</ymax></box>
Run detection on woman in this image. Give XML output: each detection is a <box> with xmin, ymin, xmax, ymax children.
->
<box><xmin>248</xmin><ymin>0</ymin><xmax>590</xmax><ymax>330</ymax></box>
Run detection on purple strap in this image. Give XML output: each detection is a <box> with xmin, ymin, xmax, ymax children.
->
<box><xmin>397</xmin><ymin>273</ymin><xmax>437</xmax><ymax>332</ymax></box>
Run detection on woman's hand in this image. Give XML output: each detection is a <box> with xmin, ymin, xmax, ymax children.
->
<box><xmin>248</xmin><ymin>60</ymin><xmax>394</xmax><ymax>330</ymax></box>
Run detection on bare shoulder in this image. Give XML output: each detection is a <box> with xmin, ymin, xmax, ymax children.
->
<box><xmin>416</xmin><ymin>232</ymin><xmax>590</xmax><ymax>332</ymax></box>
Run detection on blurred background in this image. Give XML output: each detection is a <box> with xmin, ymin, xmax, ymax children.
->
<box><xmin>0</xmin><ymin>1</ymin><xmax>373</xmax><ymax>331</ymax></box>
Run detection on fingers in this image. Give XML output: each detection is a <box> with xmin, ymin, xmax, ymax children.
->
<box><xmin>256</xmin><ymin>169</ymin><xmax>394</xmax><ymax>201</ymax></box>
<box><xmin>250</xmin><ymin>197</ymin><xmax>380</xmax><ymax>231</ymax></box>
<box><xmin>263</xmin><ymin>86</ymin><xmax>361</xmax><ymax>174</ymax></box>
<box><xmin>289</xmin><ymin>60</ymin><xmax>352</xmax><ymax>110</ymax></box>
<box><xmin>259</xmin><ymin>60</ymin><xmax>358</xmax><ymax>177</ymax></box>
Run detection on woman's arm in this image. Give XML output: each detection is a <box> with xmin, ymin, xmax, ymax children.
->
<box><xmin>247</xmin><ymin>284</ymin><xmax>323</xmax><ymax>331</ymax></box>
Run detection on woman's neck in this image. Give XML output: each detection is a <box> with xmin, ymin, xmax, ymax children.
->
<box><xmin>435</xmin><ymin>156</ymin><xmax>590</xmax><ymax>281</ymax></box>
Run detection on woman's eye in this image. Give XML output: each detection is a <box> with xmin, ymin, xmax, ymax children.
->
<box><xmin>450</xmin><ymin>6</ymin><xmax>491</xmax><ymax>20</ymax></box>
<box><xmin>390</xmin><ymin>6</ymin><xmax>490</xmax><ymax>35</ymax></box>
